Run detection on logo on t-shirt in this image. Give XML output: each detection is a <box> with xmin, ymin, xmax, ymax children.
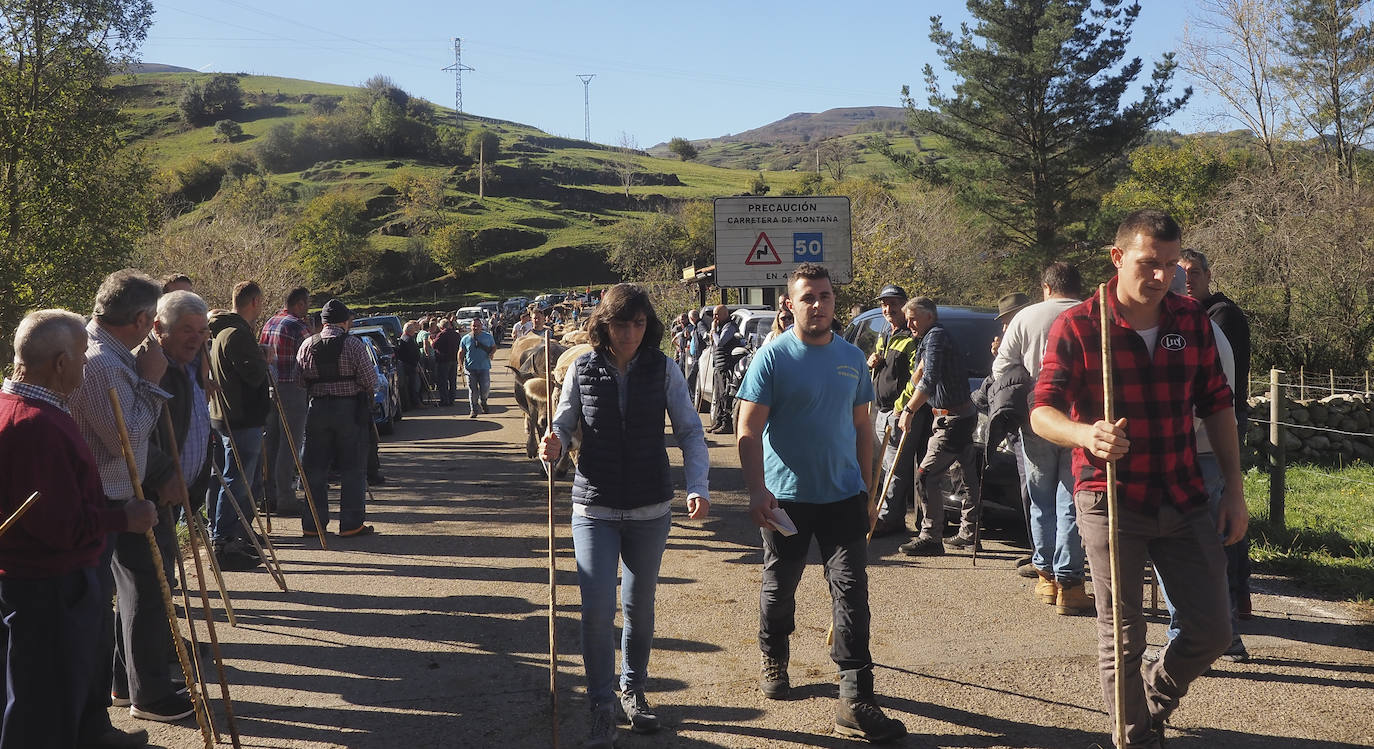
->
<box><xmin>837</xmin><ymin>364</ymin><xmax>860</xmax><ymax>381</ymax></box>
<box><xmin>1161</xmin><ymin>333</ymin><xmax>1186</xmax><ymax>351</ymax></box>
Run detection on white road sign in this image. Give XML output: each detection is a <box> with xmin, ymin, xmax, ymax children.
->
<box><xmin>713</xmin><ymin>196</ymin><xmax>852</xmax><ymax>287</ymax></box>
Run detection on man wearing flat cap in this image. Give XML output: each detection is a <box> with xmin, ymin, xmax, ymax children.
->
<box><xmin>865</xmin><ymin>284</ymin><xmax>925</xmax><ymax>536</ymax></box>
<box><xmin>296</xmin><ymin>300</ymin><xmax>378</xmax><ymax>538</ymax></box>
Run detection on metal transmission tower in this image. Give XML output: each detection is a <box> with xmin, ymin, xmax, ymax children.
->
<box><xmin>442</xmin><ymin>38</ymin><xmax>475</xmax><ymax>113</ymax></box>
<box><xmin>577</xmin><ymin>74</ymin><xmax>595</xmax><ymax>142</ymax></box>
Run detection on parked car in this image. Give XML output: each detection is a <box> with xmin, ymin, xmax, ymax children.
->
<box><xmin>694</xmin><ymin>308</ymin><xmax>776</xmax><ymax>412</ymax></box>
<box><xmin>454</xmin><ymin>306</ymin><xmax>485</xmax><ymax>332</ymax></box>
<box><xmin>842</xmin><ymin>305</ymin><xmax>1022</xmax><ymax>534</ymax></box>
<box><xmin>353</xmin><ymin>314</ymin><xmax>403</xmax><ymax>341</ymax></box>
<box><xmin>476</xmin><ymin>302</ymin><xmax>505</xmax><ymax>340</ymax></box>
<box><xmin>350</xmin><ymin>326</ymin><xmax>403</xmax><ymax>435</ymax></box>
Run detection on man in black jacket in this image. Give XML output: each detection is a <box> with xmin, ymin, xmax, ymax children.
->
<box><xmin>207</xmin><ymin>281</ymin><xmax>270</xmax><ymax>571</ymax></box>
<box><xmin>1180</xmin><ymin>248</ymin><xmax>1253</xmax><ymax>622</ymax></box>
<box><xmin>708</xmin><ymin>305</ymin><xmax>742</xmax><ymax>434</ymax></box>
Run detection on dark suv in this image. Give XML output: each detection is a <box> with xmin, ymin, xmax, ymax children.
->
<box><xmin>842</xmin><ymin>306</ymin><xmax>1023</xmax><ymax>534</ymax></box>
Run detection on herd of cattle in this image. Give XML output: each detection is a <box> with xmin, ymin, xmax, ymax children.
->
<box><xmin>506</xmin><ymin>327</ymin><xmax>594</xmax><ymax>477</ymax></box>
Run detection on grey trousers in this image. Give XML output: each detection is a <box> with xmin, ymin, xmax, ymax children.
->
<box><xmin>1075</xmin><ymin>491</ymin><xmax>1231</xmax><ymax>748</ymax></box>
<box><xmin>264</xmin><ymin>380</ymin><xmax>308</xmax><ymax>512</ymax></box>
<box><xmin>914</xmin><ymin>413</ymin><xmax>979</xmax><ymax>538</ymax></box>
<box><xmin>111</xmin><ymin>504</ymin><xmax>180</xmax><ymax>706</ymax></box>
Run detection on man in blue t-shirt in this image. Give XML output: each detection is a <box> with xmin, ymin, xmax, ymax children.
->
<box><xmin>460</xmin><ymin>317</ymin><xmax>496</xmax><ymax>418</ymax></box>
<box><xmin>735</xmin><ymin>263</ymin><xmax>906</xmax><ymax>744</ymax></box>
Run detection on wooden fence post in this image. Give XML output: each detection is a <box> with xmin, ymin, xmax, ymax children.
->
<box><xmin>1330</xmin><ymin>369</ymin><xmax>1335</xmax><ymax>395</ymax></box>
<box><xmin>1269</xmin><ymin>368</ymin><xmax>1286</xmax><ymax>529</ymax></box>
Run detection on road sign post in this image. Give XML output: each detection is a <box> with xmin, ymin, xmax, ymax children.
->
<box><xmin>714</xmin><ymin>196</ymin><xmax>852</xmax><ymax>287</ymax></box>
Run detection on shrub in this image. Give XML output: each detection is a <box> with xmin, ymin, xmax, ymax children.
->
<box><xmin>214</xmin><ymin>119</ymin><xmax>242</xmax><ymax>142</ymax></box>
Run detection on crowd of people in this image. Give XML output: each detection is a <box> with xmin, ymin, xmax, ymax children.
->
<box><xmin>1</xmin><ymin>207</ymin><xmax>1258</xmax><ymax>749</ymax></box>
<box><xmin>0</xmin><ymin>270</ymin><xmax>404</xmax><ymax>747</ymax></box>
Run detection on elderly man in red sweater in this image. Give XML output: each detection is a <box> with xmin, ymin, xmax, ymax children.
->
<box><xmin>0</xmin><ymin>309</ymin><xmax>158</xmax><ymax>749</ymax></box>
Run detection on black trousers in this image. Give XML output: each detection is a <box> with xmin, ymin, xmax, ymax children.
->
<box><xmin>110</xmin><ymin>506</ymin><xmax>179</xmax><ymax>708</ymax></box>
<box><xmin>759</xmin><ymin>492</ymin><xmax>874</xmax><ymax>699</ymax></box>
<box><xmin>710</xmin><ymin>367</ymin><xmax>734</xmax><ymax>430</ymax></box>
<box><xmin>1</xmin><ymin>567</ymin><xmax>102</xmax><ymax>749</ymax></box>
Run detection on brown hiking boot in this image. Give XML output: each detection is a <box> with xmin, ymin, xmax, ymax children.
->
<box><xmin>1056</xmin><ymin>579</ymin><xmax>1094</xmax><ymax>616</ymax></box>
<box><xmin>1035</xmin><ymin>568</ymin><xmax>1058</xmax><ymax>604</ymax></box>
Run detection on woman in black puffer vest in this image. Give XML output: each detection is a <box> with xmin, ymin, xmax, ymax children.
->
<box><xmin>539</xmin><ymin>284</ymin><xmax>710</xmax><ymax>748</ymax></box>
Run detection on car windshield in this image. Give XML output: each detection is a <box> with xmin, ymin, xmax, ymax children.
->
<box><xmin>456</xmin><ymin>310</ymin><xmax>481</xmax><ymax>320</ymax></box>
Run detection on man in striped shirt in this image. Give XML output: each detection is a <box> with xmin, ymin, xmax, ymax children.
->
<box><xmin>297</xmin><ymin>300</ymin><xmax>378</xmax><ymax>537</ymax></box>
<box><xmin>1032</xmin><ymin>210</ymin><xmax>1245</xmax><ymax>749</ymax></box>
<box><xmin>68</xmin><ymin>269</ymin><xmax>197</xmax><ymax>727</ymax></box>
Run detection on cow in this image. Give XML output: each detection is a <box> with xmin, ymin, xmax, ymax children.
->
<box><xmin>508</xmin><ymin>332</ymin><xmax>573</xmax><ymax>476</ymax></box>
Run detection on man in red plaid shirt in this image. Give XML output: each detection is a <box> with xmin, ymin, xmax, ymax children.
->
<box><xmin>259</xmin><ymin>286</ymin><xmax>311</xmax><ymax>516</ymax></box>
<box><xmin>1031</xmin><ymin>210</ymin><xmax>1248</xmax><ymax>749</ymax></box>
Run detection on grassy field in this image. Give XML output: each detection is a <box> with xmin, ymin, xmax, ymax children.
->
<box><xmin>1242</xmin><ymin>463</ymin><xmax>1374</xmax><ymax>607</ymax></box>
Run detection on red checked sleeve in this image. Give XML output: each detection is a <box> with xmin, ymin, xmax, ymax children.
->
<box><xmin>1190</xmin><ymin>314</ymin><xmax>1233</xmax><ymax>420</ymax></box>
<box><xmin>1034</xmin><ymin>308</ymin><xmax>1085</xmax><ymax>415</ymax></box>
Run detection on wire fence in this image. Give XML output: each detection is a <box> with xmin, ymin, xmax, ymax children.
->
<box><xmin>1247</xmin><ymin>369</ymin><xmax>1374</xmax><ymax>400</ymax></box>
<box><xmin>1246</xmin><ymin>416</ymin><xmax>1374</xmax><ymax>440</ymax></box>
<box><xmin>1248</xmin><ymin>367</ymin><xmax>1374</xmax><ymax>527</ymax></box>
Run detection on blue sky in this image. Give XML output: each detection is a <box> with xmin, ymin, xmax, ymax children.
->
<box><xmin>142</xmin><ymin>1</ymin><xmax>1219</xmax><ymax>146</ymax></box>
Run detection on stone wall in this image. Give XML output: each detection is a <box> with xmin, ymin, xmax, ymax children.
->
<box><xmin>1245</xmin><ymin>393</ymin><xmax>1374</xmax><ymax>464</ymax></box>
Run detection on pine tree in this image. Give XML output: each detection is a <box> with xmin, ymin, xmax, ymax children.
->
<box><xmin>898</xmin><ymin>0</ymin><xmax>1189</xmax><ymax>270</ymax></box>
<box><xmin>1278</xmin><ymin>0</ymin><xmax>1374</xmax><ymax>180</ymax></box>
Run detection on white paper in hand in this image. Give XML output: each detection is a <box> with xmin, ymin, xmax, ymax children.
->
<box><xmin>767</xmin><ymin>507</ymin><xmax>797</xmax><ymax>536</ymax></box>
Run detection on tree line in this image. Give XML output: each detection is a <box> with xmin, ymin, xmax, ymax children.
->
<box><xmin>5</xmin><ymin>1</ymin><xmax>1374</xmax><ymax>374</ymax></box>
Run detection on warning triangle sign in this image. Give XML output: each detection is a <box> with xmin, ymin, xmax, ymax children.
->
<box><xmin>745</xmin><ymin>232</ymin><xmax>782</xmax><ymax>265</ymax></box>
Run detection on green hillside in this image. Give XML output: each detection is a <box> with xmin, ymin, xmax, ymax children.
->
<box><xmin>114</xmin><ymin>71</ymin><xmax>840</xmax><ymax>301</ymax></box>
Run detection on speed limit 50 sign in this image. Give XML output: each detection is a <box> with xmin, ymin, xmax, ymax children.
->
<box><xmin>713</xmin><ymin>196</ymin><xmax>852</xmax><ymax>287</ymax></box>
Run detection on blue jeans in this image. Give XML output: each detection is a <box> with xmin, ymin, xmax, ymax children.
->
<box><xmin>301</xmin><ymin>397</ymin><xmax>368</xmax><ymax>533</ymax></box>
<box><xmin>1021</xmin><ymin>428</ymin><xmax>1084</xmax><ymax>582</ymax></box>
<box><xmin>1160</xmin><ymin>453</ymin><xmax>1242</xmax><ymax>646</ymax></box>
<box><xmin>436</xmin><ymin>360</ymin><xmax>457</xmax><ymax>406</ymax></box>
<box><xmin>571</xmin><ymin>510</ymin><xmax>672</xmax><ymax>709</ymax></box>
<box><xmin>213</xmin><ymin>425</ymin><xmax>264</xmax><ymax>544</ymax></box>
<box><xmin>467</xmin><ymin>368</ymin><xmax>491</xmax><ymax>414</ymax></box>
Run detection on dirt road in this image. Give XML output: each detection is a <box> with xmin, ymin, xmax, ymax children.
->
<box><xmin>120</xmin><ymin>359</ymin><xmax>1374</xmax><ymax>749</ymax></box>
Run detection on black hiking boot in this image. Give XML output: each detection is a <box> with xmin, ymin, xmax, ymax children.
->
<box><xmin>834</xmin><ymin>696</ymin><xmax>906</xmax><ymax>743</ymax></box>
<box><xmin>760</xmin><ymin>653</ymin><xmax>790</xmax><ymax>699</ymax></box>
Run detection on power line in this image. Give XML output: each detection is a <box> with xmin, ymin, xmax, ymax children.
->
<box><xmin>577</xmin><ymin>74</ymin><xmax>595</xmax><ymax>143</ymax></box>
<box><xmin>441</xmin><ymin>38</ymin><xmax>475</xmax><ymax>113</ymax></box>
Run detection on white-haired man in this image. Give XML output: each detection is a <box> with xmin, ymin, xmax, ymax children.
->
<box><xmin>1</xmin><ymin>309</ymin><xmax>158</xmax><ymax>749</ymax></box>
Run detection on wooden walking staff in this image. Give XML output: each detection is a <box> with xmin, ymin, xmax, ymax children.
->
<box><xmin>544</xmin><ymin>330</ymin><xmax>560</xmax><ymax>748</ymax></box>
<box><xmin>827</xmin><ymin>422</ymin><xmax>903</xmax><ymax>647</ymax></box>
<box><xmin>161</xmin><ymin>408</ymin><xmax>243</xmax><ymax>748</ymax></box>
<box><xmin>210</xmin><ymin>464</ymin><xmax>288</xmax><ymax>591</ymax></box>
<box><xmin>0</xmin><ymin>492</ymin><xmax>40</xmax><ymax>539</ymax></box>
<box><xmin>189</xmin><ymin>509</ymin><xmax>237</xmax><ymax>626</ymax></box>
<box><xmin>212</xmin><ymin>390</ymin><xmax>288</xmax><ymax>583</ymax></box>
<box><xmin>167</xmin><ymin>518</ymin><xmax>214</xmax><ymax>740</ymax></box>
<box><xmin>263</xmin><ymin>365</ymin><xmax>328</xmax><ymax>549</ymax></box>
<box><xmin>1098</xmin><ymin>284</ymin><xmax>1126</xmax><ymax>749</ymax></box>
<box><xmin>105</xmin><ymin>389</ymin><xmax>214</xmax><ymax>749</ymax></box>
